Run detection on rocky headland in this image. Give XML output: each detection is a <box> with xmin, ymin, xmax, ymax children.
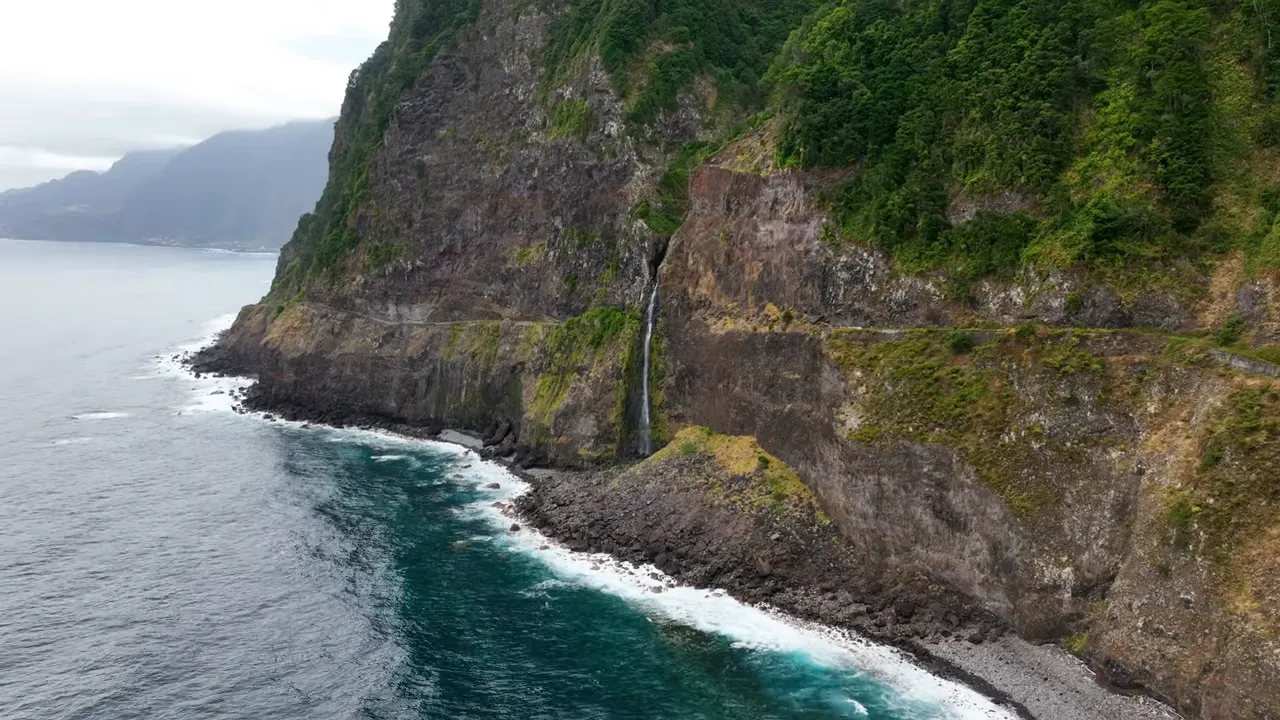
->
<box><xmin>196</xmin><ymin>0</ymin><xmax>1280</xmax><ymax>716</ymax></box>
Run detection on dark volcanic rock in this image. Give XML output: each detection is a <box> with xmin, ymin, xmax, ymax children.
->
<box><xmin>513</xmin><ymin>448</ymin><xmax>1004</xmax><ymax>662</ymax></box>
<box><xmin>895</xmin><ymin>600</ymin><xmax>917</xmax><ymax>620</ymax></box>
<box><xmin>484</xmin><ymin>420</ymin><xmax>512</xmax><ymax>447</ymax></box>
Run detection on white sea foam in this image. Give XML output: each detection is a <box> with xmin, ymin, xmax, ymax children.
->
<box><xmin>457</xmin><ymin>461</ymin><xmax>1015</xmax><ymax>720</ymax></box>
<box><xmin>178</xmin><ymin>377</ymin><xmax>247</xmax><ymax>415</ymax></box>
<box><xmin>372</xmin><ymin>454</ymin><xmax>425</xmax><ymax>471</ymax></box>
<box><xmin>49</xmin><ymin>437</ymin><xmax>93</xmax><ymax>446</ymax></box>
<box><xmin>168</xmin><ymin>313</ymin><xmax>1016</xmax><ymax>720</ymax></box>
<box><xmin>70</xmin><ymin>412</ymin><xmax>130</xmax><ymax>420</ymax></box>
<box><xmin>526</xmin><ymin>578</ymin><xmax>574</xmax><ymax>591</ymax></box>
<box><xmin>517</xmin><ymin>577</ymin><xmax>576</xmax><ymax>598</ymax></box>
<box><xmin>154</xmin><ymin>313</ymin><xmax>254</xmax><ymax>414</ymax></box>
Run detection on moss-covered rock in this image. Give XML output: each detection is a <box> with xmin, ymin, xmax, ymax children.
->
<box><xmin>648</xmin><ymin>426</ymin><xmax>829</xmax><ymax>522</ymax></box>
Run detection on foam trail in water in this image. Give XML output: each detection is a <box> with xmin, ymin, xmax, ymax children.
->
<box><xmin>370</xmin><ymin>454</ymin><xmax>425</xmax><ymax>471</ymax></box>
<box><xmin>71</xmin><ymin>412</ymin><xmax>130</xmax><ymax>420</ymax></box>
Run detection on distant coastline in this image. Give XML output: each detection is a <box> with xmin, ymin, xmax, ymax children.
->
<box><xmin>0</xmin><ymin>119</ymin><xmax>331</xmax><ymax>253</ymax></box>
<box><xmin>0</xmin><ymin>236</ymin><xmax>281</xmax><ymax>256</ymax></box>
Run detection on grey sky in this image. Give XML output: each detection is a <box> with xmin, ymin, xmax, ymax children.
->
<box><xmin>0</xmin><ymin>0</ymin><xmax>394</xmax><ymax>191</ymax></box>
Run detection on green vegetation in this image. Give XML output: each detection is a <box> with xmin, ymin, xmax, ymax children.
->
<box><xmin>1041</xmin><ymin>332</ymin><xmax>1107</xmax><ymax>375</ymax></box>
<box><xmin>773</xmin><ymin>0</ymin><xmax>1280</xmax><ymax>278</ymax></box>
<box><xmin>651</xmin><ymin>426</ymin><xmax>827</xmax><ymax>518</ymax></box>
<box><xmin>833</xmin><ymin>332</ymin><xmax>1008</xmax><ymax>444</ymax></box>
<box><xmin>946</xmin><ymin>331</ymin><xmax>975</xmax><ymax>355</ymax></box>
<box><xmin>530</xmin><ymin>307</ymin><xmax>640</xmax><ymax>425</ymax></box>
<box><xmin>362</xmin><ymin>242</ymin><xmax>403</xmax><ymax>272</ymax></box>
<box><xmin>509</xmin><ymin>242</ymin><xmax>547</xmax><ymax>268</ymax></box>
<box><xmin>543</xmin><ymin>0</ymin><xmax>822</xmax><ymax>126</ymax></box>
<box><xmin>633</xmin><ymin>141</ymin><xmax>720</xmax><ymax>236</ymax></box>
<box><xmin>273</xmin><ymin>0</ymin><xmax>1280</xmax><ymax>300</ymax></box>
<box><xmin>442</xmin><ymin>321</ymin><xmax>503</xmax><ymax>366</ymax></box>
<box><xmin>564</xmin><ymin>226</ymin><xmax>601</xmax><ymax>248</ymax></box>
<box><xmin>549</xmin><ymin>99</ymin><xmax>594</xmax><ymax>140</ymax></box>
<box><xmin>561</xmin><ymin>272</ymin><xmax>579</xmax><ymax>298</ymax></box>
<box><xmin>1215</xmin><ymin>313</ymin><xmax>1248</xmax><ymax>347</ymax></box>
<box><xmin>1204</xmin><ymin>313</ymin><xmax>1280</xmax><ymax>367</ymax></box>
<box><xmin>1063</xmin><ymin>632</ymin><xmax>1090</xmax><ymax>655</ymax></box>
<box><xmin>1167</xmin><ymin>494</ymin><xmax>1199</xmax><ymax>550</ymax></box>
<box><xmin>1172</xmin><ymin>386</ymin><xmax>1280</xmax><ymax>555</ymax></box>
<box><xmin>539</xmin><ymin>0</ymin><xmax>825</xmax><ymax>241</ymax></box>
<box><xmin>1251</xmin><ymin>346</ymin><xmax>1280</xmax><ymax>364</ymax></box>
<box><xmin>827</xmin><ymin>329</ymin><xmax>1111</xmax><ymax>516</ymax></box>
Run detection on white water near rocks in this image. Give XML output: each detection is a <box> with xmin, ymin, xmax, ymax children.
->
<box><xmin>163</xmin><ymin>316</ymin><xmax>1015</xmax><ymax>720</ymax></box>
<box><xmin>639</xmin><ymin>280</ymin><xmax>659</xmax><ymax>455</ymax></box>
<box><xmin>1</xmin><ymin>240</ymin><xmax>1024</xmax><ymax>720</ymax></box>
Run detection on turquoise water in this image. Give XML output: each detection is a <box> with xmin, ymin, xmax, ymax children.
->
<box><xmin>0</xmin><ymin>238</ymin><xmax>1012</xmax><ymax>720</ymax></box>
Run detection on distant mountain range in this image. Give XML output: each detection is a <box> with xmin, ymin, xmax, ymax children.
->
<box><xmin>0</xmin><ymin>119</ymin><xmax>333</xmax><ymax>251</ymax></box>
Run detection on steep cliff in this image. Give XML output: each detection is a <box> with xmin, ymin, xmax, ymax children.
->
<box><xmin>658</xmin><ymin>136</ymin><xmax>1280</xmax><ymax>716</ymax></box>
<box><xmin>203</xmin><ymin>0</ymin><xmax>1280</xmax><ymax>717</ymax></box>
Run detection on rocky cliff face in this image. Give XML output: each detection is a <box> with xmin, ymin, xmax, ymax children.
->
<box><xmin>317</xmin><ymin>6</ymin><xmax>655</xmax><ymax>323</ymax></box>
<box><xmin>203</xmin><ymin>0</ymin><xmax>1280</xmax><ymax>717</ymax></box>
<box><xmin>659</xmin><ymin>141</ymin><xmax>1280</xmax><ymax>717</ymax></box>
<box><xmin>209</xmin><ymin>0</ymin><xmax>669</xmax><ymax>461</ymax></box>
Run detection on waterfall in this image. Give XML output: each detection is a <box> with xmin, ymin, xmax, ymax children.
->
<box><xmin>638</xmin><ymin>280</ymin><xmax>659</xmax><ymax>456</ymax></box>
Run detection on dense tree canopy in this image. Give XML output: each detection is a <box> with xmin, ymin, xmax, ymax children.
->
<box><xmin>774</xmin><ymin>0</ymin><xmax>1280</xmax><ymax>276</ymax></box>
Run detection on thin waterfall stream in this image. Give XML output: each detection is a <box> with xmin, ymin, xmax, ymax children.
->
<box><xmin>639</xmin><ymin>280</ymin><xmax>659</xmax><ymax>456</ymax></box>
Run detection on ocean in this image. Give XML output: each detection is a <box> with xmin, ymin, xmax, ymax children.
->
<box><xmin>0</xmin><ymin>238</ymin><xmax>1013</xmax><ymax>720</ymax></box>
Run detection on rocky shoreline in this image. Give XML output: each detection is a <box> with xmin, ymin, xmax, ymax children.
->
<box><xmin>512</xmin><ymin>455</ymin><xmax>1181</xmax><ymax>720</ymax></box>
<box><xmin>186</xmin><ymin>346</ymin><xmax>1179</xmax><ymax>720</ymax></box>
<box><xmin>513</xmin><ymin>458</ymin><xmax>1033</xmax><ymax>716</ymax></box>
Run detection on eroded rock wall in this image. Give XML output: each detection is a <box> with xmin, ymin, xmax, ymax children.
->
<box><xmin>205</xmin><ymin>302</ymin><xmax>634</xmax><ymax>465</ymax></box>
<box><xmin>329</xmin><ymin>2</ymin><xmax>656</xmax><ymax>322</ymax></box>
<box><xmin>655</xmin><ymin>139</ymin><xmax>1280</xmax><ymax>718</ymax></box>
<box><xmin>208</xmin><ymin>0</ymin><xmax>673</xmax><ymax>458</ymax></box>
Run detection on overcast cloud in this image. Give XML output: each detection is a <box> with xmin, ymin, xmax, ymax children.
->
<box><xmin>0</xmin><ymin>0</ymin><xmax>394</xmax><ymax>190</ymax></box>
